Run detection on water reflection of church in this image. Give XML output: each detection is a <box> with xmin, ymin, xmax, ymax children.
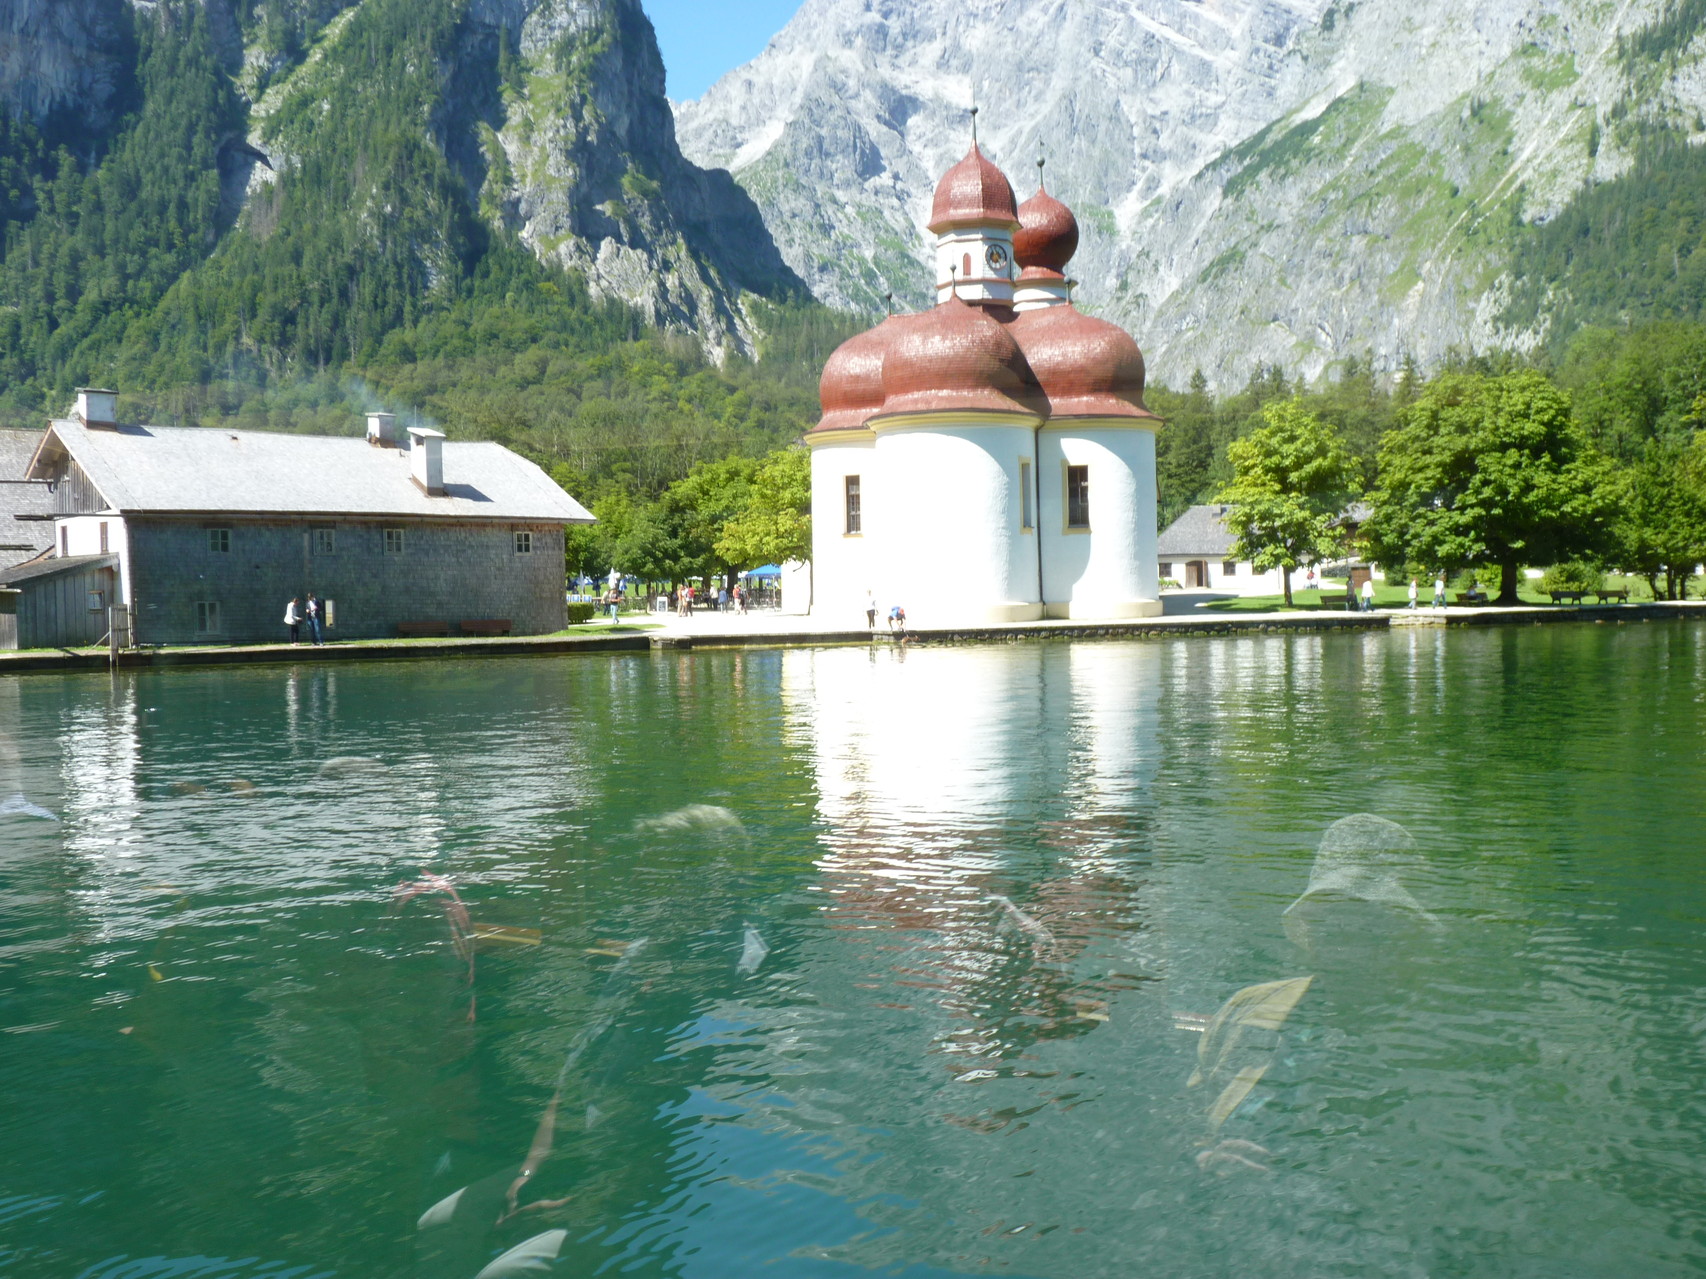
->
<box><xmin>781</xmin><ymin>641</ymin><xmax>1163</xmax><ymax>1066</ymax></box>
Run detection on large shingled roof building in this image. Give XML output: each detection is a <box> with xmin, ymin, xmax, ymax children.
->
<box><xmin>807</xmin><ymin>140</ymin><xmax>1162</xmax><ymax>626</ymax></box>
<box><xmin>4</xmin><ymin>391</ymin><xmax>591</xmax><ymax>647</ymax></box>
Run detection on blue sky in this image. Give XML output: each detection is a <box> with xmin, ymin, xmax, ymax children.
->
<box><xmin>646</xmin><ymin>0</ymin><xmax>805</xmax><ymax>101</ymax></box>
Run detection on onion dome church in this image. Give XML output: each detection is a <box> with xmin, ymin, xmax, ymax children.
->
<box><xmin>807</xmin><ymin>140</ymin><xmax>1162</xmax><ymax>626</ymax></box>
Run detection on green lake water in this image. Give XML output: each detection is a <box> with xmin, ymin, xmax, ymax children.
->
<box><xmin>2</xmin><ymin>623</ymin><xmax>1704</xmax><ymax>1278</ymax></box>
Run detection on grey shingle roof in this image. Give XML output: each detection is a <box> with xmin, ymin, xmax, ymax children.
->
<box><xmin>34</xmin><ymin>420</ymin><xmax>593</xmax><ymax>523</ymax></box>
<box><xmin>0</xmin><ymin>553</ymin><xmax>116</xmax><ymax>586</ymax></box>
<box><xmin>1157</xmin><ymin>504</ymin><xmax>1239</xmax><ymax>558</ymax></box>
<box><xmin>0</xmin><ymin>428</ymin><xmax>57</xmax><ymax>570</ymax></box>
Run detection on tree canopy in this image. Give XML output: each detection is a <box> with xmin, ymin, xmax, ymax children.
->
<box><xmin>1214</xmin><ymin>398</ymin><xmax>1356</xmax><ymax>605</ymax></box>
<box><xmin>1363</xmin><ymin>371</ymin><xmax>1613</xmax><ymax>602</ymax></box>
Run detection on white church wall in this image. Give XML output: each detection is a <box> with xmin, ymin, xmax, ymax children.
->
<box><xmin>872</xmin><ymin>421</ymin><xmax>1042</xmax><ymax>626</ymax></box>
<box><xmin>1037</xmin><ymin>427</ymin><xmax>1161</xmax><ymax>619</ymax></box>
<box><xmin>809</xmin><ymin>437</ymin><xmax>875</xmax><ymax>625</ymax></box>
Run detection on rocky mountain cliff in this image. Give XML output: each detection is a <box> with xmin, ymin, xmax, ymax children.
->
<box><xmin>0</xmin><ymin>0</ymin><xmax>800</xmax><ymax>363</ymax></box>
<box><xmin>248</xmin><ymin>0</ymin><xmax>801</xmax><ymax>358</ymax></box>
<box><xmin>675</xmin><ymin>0</ymin><xmax>1706</xmax><ymax>386</ymax></box>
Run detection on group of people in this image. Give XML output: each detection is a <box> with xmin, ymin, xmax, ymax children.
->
<box><xmin>863</xmin><ymin>591</ymin><xmax>906</xmax><ymax>635</ymax></box>
<box><xmin>1341</xmin><ymin>575</ymin><xmax>1449</xmax><ymax>612</ymax></box>
<box><xmin>673</xmin><ymin>584</ymin><xmax>748</xmax><ymax>616</ymax></box>
<box><xmin>1302</xmin><ymin>566</ymin><xmax>1450</xmax><ymax>611</ymax></box>
<box><xmin>282</xmin><ymin>593</ymin><xmax>326</xmax><ymax>645</ymax></box>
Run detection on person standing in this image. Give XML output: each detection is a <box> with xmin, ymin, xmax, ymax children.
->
<box><xmin>1432</xmin><ymin>575</ymin><xmax>1446</xmax><ymax>608</ymax></box>
<box><xmin>1408</xmin><ymin>578</ymin><xmax>1420</xmax><ymax>610</ymax></box>
<box><xmin>865</xmin><ymin>590</ymin><xmax>877</xmax><ymax>630</ymax></box>
<box><xmin>283</xmin><ymin>597</ymin><xmax>301</xmax><ymax>645</ymax></box>
<box><xmin>305</xmin><ymin>592</ymin><xmax>324</xmax><ymax>644</ymax></box>
<box><xmin>734</xmin><ymin>584</ymin><xmax>747</xmax><ymax>615</ymax></box>
<box><xmin>1359</xmin><ymin>578</ymin><xmax>1376</xmax><ymax>612</ymax></box>
<box><xmin>718</xmin><ymin>586</ymin><xmax>729</xmax><ymax>613</ymax></box>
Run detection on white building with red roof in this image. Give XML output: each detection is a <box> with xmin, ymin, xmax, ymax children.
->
<box><xmin>808</xmin><ymin>141</ymin><xmax>1162</xmax><ymax>627</ymax></box>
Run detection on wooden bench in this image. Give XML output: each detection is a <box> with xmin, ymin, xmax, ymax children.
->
<box><xmin>397</xmin><ymin>620</ymin><xmax>451</xmax><ymax>637</ymax></box>
<box><xmin>1457</xmin><ymin>589</ymin><xmax>1490</xmax><ymax>605</ymax></box>
<box><xmin>459</xmin><ymin>618</ymin><xmax>512</xmax><ymax>637</ymax></box>
<box><xmin>1548</xmin><ymin>589</ymin><xmax>1588</xmax><ymax>604</ymax></box>
<box><xmin>1594</xmin><ymin>588</ymin><xmax>1630</xmax><ymax>603</ymax></box>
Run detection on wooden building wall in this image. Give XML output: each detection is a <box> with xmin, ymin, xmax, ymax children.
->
<box><xmin>2</xmin><ymin>563</ymin><xmax>116</xmax><ymax>650</ymax></box>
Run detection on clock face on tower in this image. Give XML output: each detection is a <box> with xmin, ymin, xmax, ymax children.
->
<box><xmin>984</xmin><ymin>243</ymin><xmax>1009</xmax><ymax>273</ymax></box>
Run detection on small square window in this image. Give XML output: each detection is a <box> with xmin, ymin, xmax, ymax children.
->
<box><xmin>207</xmin><ymin>527</ymin><xmax>230</xmax><ymax>553</ymax></box>
<box><xmin>87</xmin><ymin>590</ymin><xmax>105</xmax><ymax>613</ymax></box>
<box><xmin>195</xmin><ymin>601</ymin><xmax>221</xmax><ymax>634</ymax></box>
<box><xmin>514</xmin><ymin>530</ymin><xmax>533</xmax><ymax>554</ymax></box>
<box><xmin>313</xmin><ymin>527</ymin><xmax>336</xmax><ymax>556</ymax></box>
<box><xmin>1159</xmin><ymin>562</ymin><xmax>1173</xmax><ymax>578</ymax></box>
<box><xmin>1223</xmin><ymin>561</ymin><xmax>1238</xmax><ymax>576</ymax></box>
<box><xmin>1066</xmin><ymin>465</ymin><xmax>1090</xmax><ymax>529</ymax></box>
<box><xmin>384</xmin><ymin>527</ymin><xmax>405</xmax><ymax>554</ymax></box>
<box><xmin>844</xmin><ymin>475</ymin><xmax>862</xmax><ymax>535</ymax></box>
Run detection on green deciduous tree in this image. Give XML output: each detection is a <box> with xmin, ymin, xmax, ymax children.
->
<box><xmin>715</xmin><ymin>446</ymin><xmax>811</xmax><ymax>571</ymax></box>
<box><xmin>1608</xmin><ymin>436</ymin><xmax>1706</xmax><ymax>599</ymax></box>
<box><xmin>1214</xmin><ymin>398</ymin><xmax>1356</xmax><ymax>606</ymax></box>
<box><xmin>1364</xmin><ymin>371</ymin><xmax>1614</xmax><ymax>604</ymax></box>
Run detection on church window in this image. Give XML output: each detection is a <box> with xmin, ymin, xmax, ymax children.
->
<box><xmin>1066</xmin><ymin>465</ymin><xmax>1090</xmax><ymax>529</ymax></box>
<box><xmin>844</xmin><ymin>475</ymin><xmax>862</xmax><ymax>535</ymax></box>
<box><xmin>1019</xmin><ymin>461</ymin><xmax>1034</xmax><ymax>530</ymax></box>
<box><xmin>962</xmin><ymin>252</ymin><xmax>972</xmax><ymax>278</ymax></box>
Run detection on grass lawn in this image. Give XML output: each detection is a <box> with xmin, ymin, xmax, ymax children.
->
<box><xmin>1197</xmin><ymin>574</ymin><xmax>1671</xmax><ymax>613</ymax></box>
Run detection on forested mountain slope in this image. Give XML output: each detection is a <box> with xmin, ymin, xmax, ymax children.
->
<box><xmin>676</xmin><ymin>0</ymin><xmax>1706</xmax><ymax>387</ymax></box>
<box><xmin>0</xmin><ymin>0</ymin><xmax>831</xmax><ymax>482</ymax></box>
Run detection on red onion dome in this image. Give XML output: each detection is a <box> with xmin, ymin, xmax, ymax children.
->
<box><xmin>875</xmin><ymin>296</ymin><xmax>1043</xmax><ymax>419</ymax></box>
<box><xmin>927</xmin><ymin>143</ymin><xmax>1019</xmax><ymax>233</ymax></box>
<box><xmin>814</xmin><ymin>318</ymin><xmax>899</xmax><ymax>433</ymax></box>
<box><xmin>1013</xmin><ymin>186</ymin><xmax>1079</xmax><ymax>277</ymax></box>
<box><xmin>1007</xmin><ymin>305</ymin><xmax>1156</xmax><ymax>420</ymax></box>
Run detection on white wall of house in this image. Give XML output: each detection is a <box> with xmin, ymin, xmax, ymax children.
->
<box><xmin>874</xmin><ymin>418</ymin><xmax>1042</xmax><ymax>627</ymax></box>
<box><xmin>809</xmin><ymin>435</ymin><xmax>875</xmax><ymax>625</ymax></box>
<box><xmin>1158</xmin><ymin>555</ymin><xmax>1289</xmax><ymax>597</ymax></box>
<box><xmin>55</xmin><ymin>514</ymin><xmax>131</xmax><ymax>604</ymax></box>
<box><xmin>1038</xmin><ymin>425</ymin><xmax>1160</xmax><ymax>619</ymax></box>
<box><xmin>779</xmin><ymin>560</ymin><xmax>812</xmax><ymax>615</ymax></box>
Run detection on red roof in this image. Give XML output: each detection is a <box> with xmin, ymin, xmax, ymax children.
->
<box><xmin>875</xmin><ymin>297</ymin><xmax>1043</xmax><ymax>419</ymax></box>
<box><xmin>1014</xmin><ymin>186</ymin><xmax>1079</xmax><ymax>275</ymax></box>
<box><xmin>1006</xmin><ymin>305</ymin><xmax>1155</xmax><ymax>420</ymax></box>
<box><xmin>927</xmin><ymin>144</ymin><xmax>1019</xmax><ymax>233</ymax></box>
<box><xmin>814</xmin><ymin>318</ymin><xmax>898</xmax><ymax>433</ymax></box>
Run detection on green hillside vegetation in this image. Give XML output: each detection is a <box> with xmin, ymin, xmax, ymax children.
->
<box><xmin>1502</xmin><ymin>127</ymin><xmax>1706</xmax><ymax>343</ymax></box>
<box><xmin>0</xmin><ymin>0</ymin><xmax>853</xmax><ymax>499</ymax></box>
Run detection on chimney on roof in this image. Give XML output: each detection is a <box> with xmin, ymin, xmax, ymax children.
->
<box><xmin>366</xmin><ymin>412</ymin><xmax>397</xmax><ymax>447</ymax></box>
<box><xmin>74</xmin><ymin>388</ymin><xmax>118</xmax><ymax>430</ymax></box>
<box><xmin>408</xmin><ymin>425</ymin><xmax>446</xmax><ymax>496</ymax></box>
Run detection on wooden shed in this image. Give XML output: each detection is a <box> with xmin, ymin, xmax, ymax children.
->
<box><xmin>0</xmin><ymin>554</ymin><xmax>119</xmax><ymax>650</ymax></box>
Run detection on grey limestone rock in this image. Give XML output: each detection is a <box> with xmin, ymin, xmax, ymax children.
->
<box><xmin>675</xmin><ymin>0</ymin><xmax>1701</xmax><ymax>384</ymax></box>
